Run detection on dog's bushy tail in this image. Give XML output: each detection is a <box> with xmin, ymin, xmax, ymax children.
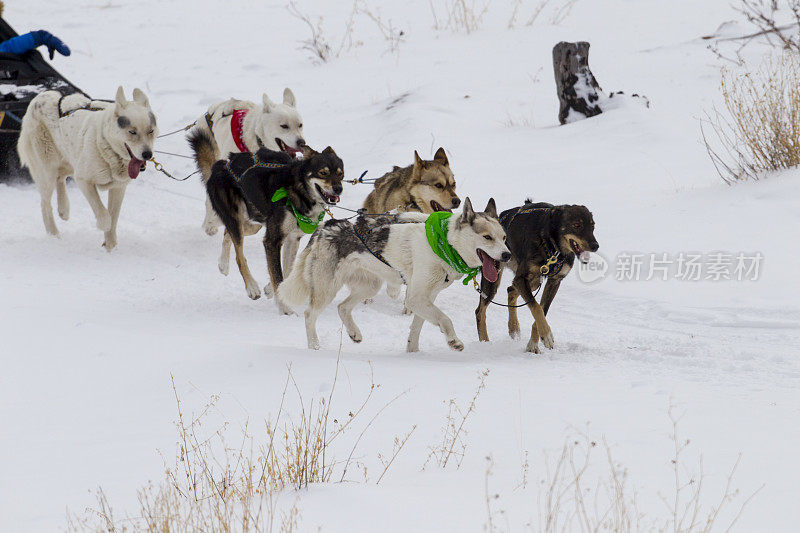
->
<box><xmin>277</xmin><ymin>246</ymin><xmax>311</xmax><ymax>306</ymax></box>
<box><xmin>191</xmin><ymin>130</ymin><xmax>246</xmax><ymax>243</ymax></box>
<box><xmin>187</xmin><ymin>128</ymin><xmax>219</xmax><ymax>185</ymax></box>
<box><xmin>17</xmin><ymin>92</ymin><xmax>58</xmax><ymax>171</ymax></box>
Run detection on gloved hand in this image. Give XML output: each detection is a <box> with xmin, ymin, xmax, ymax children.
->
<box><xmin>0</xmin><ymin>30</ymin><xmax>71</xmax><ymax>59</ymax></box>
<box><xmin>33</xmin><ymin>30</ymin><xmax>71</xmax><ymax>59</ymax></box>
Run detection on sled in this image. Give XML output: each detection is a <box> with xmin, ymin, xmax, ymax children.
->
<box><xmin>0</xmin><ymin>15</ymin><xmax>86</xmax><ymax>182</ymax></box>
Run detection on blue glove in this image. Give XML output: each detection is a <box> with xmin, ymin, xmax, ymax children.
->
<box><xmin>0</xmin><ymin>30</ymin><xmax>71</xmax><ymax>59</ymax></box>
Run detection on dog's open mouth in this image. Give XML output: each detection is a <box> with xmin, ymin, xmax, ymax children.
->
<box><xmin>477</xmin><ymin>249</ymin><xmax>500</xmax><ymax>283</ymax></box>
<box><xmin>430</xmin><ymin>200</ymin><xmax>452</xmax><ymax>213</ymax></box>
<box><xmin>569</xmin><ymin>238</ymin><xmax>590</xmax><ymax>263</ymax></box>
<box><xmin>275</xmin><ymin>138</ymin><xmax>299</xmax><ymax>159</ymax></box>
<box><xmin>315</xmin><ymin>184</ymin><xmax>340</xmax><ymax>205</ymax></box>
<box><xmin>125</xmin><ymin>144</ymin><xmax>145</xmax><ymax>179</ymax></box>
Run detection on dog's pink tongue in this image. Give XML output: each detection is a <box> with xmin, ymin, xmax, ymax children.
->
<box><xmin>480</xmin><ymin>251</ymin><xmax>499</xmax><ymax>283</ymax></box>
<box><xmin>128</xmin><ymin>157</ymin><xmax>143</xmax><ymax>179</ymax></box>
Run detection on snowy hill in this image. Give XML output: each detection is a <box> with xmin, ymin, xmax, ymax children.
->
<box><xmin>1</xmin><ymin>0</ymin><xmax>799</xmax><ymax>530</ymax></box>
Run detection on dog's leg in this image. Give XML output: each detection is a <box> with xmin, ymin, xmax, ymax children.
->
<box><xmin>507</xmin><ymin>285</ymin><xmax>522</xmax><ymax>340</ymax></box>
<box><xmin>338</xmin><ymin>276</ymin><xmax>381</xmax><ymax>343</ymax></box>
<box><xmin>35</xmin><ymin>174</ymin><xmax>59</xmax><ymax>236</ymax></box>
<box><xmin>406</xmin><ymin>314</ymin><xmax>425</xmax><ymax>352</ymax></box>
<box><xmin>540</xmin><ymin>278</ymin><xmax>562</xmax><ymax>316</ymax></box>
<box><xmin>219</xmin><ymin>232</ymin><xmax>232</xmax><ymax>276</ymax></box>
<box><xmin>475</xmin><ymin>271</ymin><xmax>502</xmax><ymax>342</ymax></box>
<box><xmin>56</xmin><ymin>175</ymin><xmax>69</xmax><ymax>221</ymax></box>
<box><xmin>406</xmin><ymin>286</ymin><xmax>462</xmax><ymax>351</ymax></box>
<box><xmin>203</xmin><ymin>196</ymin><xmax>221</xmax><ymax>236</ymax></box>
<box><xmin>512</xmin><ymin>277</ymin><xmax>552</xmax><ymax>353</ymax></box>
<box><xmin>304</xmin><ymin>288</ymin><xmax>331</xmax><ymax>350</ymax></box>
<box><xmin>282</xmin><ymin>235</ymin><xmax>301</xmax><ymax>277</ymax></box>
<box><xmin>102</xmin><ymin>186</ymin><xmax>126</xmax><ymax>251</ymax></box>
<box><xmin>231</xmin><ymin>229</ymin><xmax>261</xmax><ymax>300</ymax></box>
<box><xmin>75</xmin><ymin>178</ymin><xmax>111</xmax><ymax>232</ymax></box>
<box><xmin>264</xmin><ymin>231</ymin><xmax>293</xmax><ymax>314</ymax></box>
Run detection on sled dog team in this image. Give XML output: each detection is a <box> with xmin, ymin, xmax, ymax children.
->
<box><xmin>18</xmin><ymin>86</ymin><xmax>599</xmax><ymax>354</ymax></box>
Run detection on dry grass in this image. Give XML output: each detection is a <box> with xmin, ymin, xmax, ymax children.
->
<box><xmin>429</xmin><ymin>0</ymin><xmax>492</xmax><ymax>33</ymax></box>
<box><xmin>67</xmin><ymin>345</ymin><xmax>413</xmax><ymax>532</ymax></box>
<box><xmin>530</xmin><ymin>406</ymin><xmax>762</xmax><ymax>532</ymax></box>
<box><xmin>702</xmin><ymin>53</ymin><xmax>800</xmax><ymax>183</ymax></box>
<box><xmin>424</xmin><ymin>369</ymin><xmax>489</xmax><ymax>470</ymax></box>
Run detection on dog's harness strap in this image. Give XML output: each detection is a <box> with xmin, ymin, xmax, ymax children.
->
<box><xmin>56</xmin><ymin>92</ymin><xmax>110</xmax><ymax>119</ymax></box>
<box><xmin>230</xmin><ymin>109</ymin><xmax>249</xmax><ymax>153</ymax></box>
<box><xmin>351</xmin><ymin>217</ymin><xmax>407</xmax><ymax>284</ymax></box>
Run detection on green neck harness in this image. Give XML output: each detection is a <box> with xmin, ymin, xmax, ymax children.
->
<box><xmin>425</xmin><ymin>211</ymin><xmax>480</xmax><ymax>285</ymax></box>
<box><xmin>271</xmin><ymin>187</ymin><xmax>325</xmax><ymax>234</ymax></box>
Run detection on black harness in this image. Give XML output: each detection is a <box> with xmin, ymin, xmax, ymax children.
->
<box><xmin>224</xmin><ymin>152</ymin><xmax>289</xmax><ymax>182</ymax></box>
<box><xmin>350</xmin><ymin>215</ymin><xmax>417</xmax><ymax>284</ymax></box>
<box><xmin>56</xmin><ymin>92</ymin><xmax>112</xmax><ymax>119</ymax></box>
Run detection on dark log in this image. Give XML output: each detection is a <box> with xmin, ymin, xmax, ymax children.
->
<box><xmin>552</xmin><ymin>41</ymin><xmax>603</xmax><ymax>125</ymax></box>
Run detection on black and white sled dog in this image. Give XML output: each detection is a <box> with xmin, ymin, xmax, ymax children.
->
<box><xmin>475</xmin><ymin>200</ymin><xmax>599</xmax><ymax>353</ymax></box>
<box><xmin>278</xmin><ymin>198</ymin><xmax>512</xmax><ymax>352</ymax></box>
<box><xmin>17</xmin><ymin>86</ymin><xmax>157</xmax><ymax>250</ymax></box>
<box><xmin>191</xmin><ymin>89</ymin><xmax>306</xmax><ymax>236</ymax></box>
<box><xmin>189</xmin><ymin>129</ymin><xmax>343</xmax><ymax>313</ymax></box>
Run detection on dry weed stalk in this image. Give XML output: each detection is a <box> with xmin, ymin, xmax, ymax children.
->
<box><xmin>429</xmin><ymin>0</ymin><xmax>491</xmax><ymax>33</ymax></box>
<box><xmin>702</xmin><ymin>53</ymin><xmax>800</xmax><ymax>183</ymax></box>
<box><xmin>424</xmin><ymin>369</ymin><xmax>489</xmax><ymax>469</ymax></box>
<box><xmin>67</xmin><ymin>345</ymin><xmax>411</xmax><ymax>531</ymax></box>
<box><xmin>534</xmin><ymin>409</ymin><xmax>762</xmax><ymax>532</ymax></box>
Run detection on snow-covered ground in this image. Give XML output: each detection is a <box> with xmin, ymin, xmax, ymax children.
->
<box><xmin>2</xmin><ymin>0</ymin><xmax>799</xmax><ymax>530</ymax></box>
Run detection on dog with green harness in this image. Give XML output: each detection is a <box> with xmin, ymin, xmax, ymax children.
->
<box><xmin>278</xmin><ymin>197</ymin><xmax>511</xmax><ymax>352</ymax></box>
<box><xmin>189</xmin><ymin>129</ymin><xmax>343</xmax><ymax>313</ymax></box>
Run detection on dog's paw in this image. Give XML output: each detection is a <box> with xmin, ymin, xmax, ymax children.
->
<box><xmin>203</xmin><ymin>222</ymin><xmax>218</xmax><ymax>236</ymax></box>
<box><xmin>448</xmin><ymin>338</ymin><xmax>464</xmax><ymax>351</ymax></box>
<box><xmin>102</xmin><ymin>239</ymin><xmax>116</xmax><ymax>252</ymax></box>
<box><xmin>406</xmin><ymin>342</ymin><xmax>419</xmax><ymax>353</ymax></box>
<box><xmin>508</xmin><ymin>327</ymin><xmax>520</xmax><ymax>340</ymax></box>
<box><xmin>363</xmin><ymin>298</ymin><xmax>374</xmax><ymax>305</ymax></box>
<box><xmin>349</xmin><ymin>331</ymin><xmax>363</xmax><ymax>343</ymax></box>
<box><xmin>58</xmin><ymin>205</ymin><xmax>69</xmax><ymax>221</ymax></box>
<box><xmin>96</xmin><ymin>211</ymin><xmax>111</xmax><ymax>232</ymax></box>
<box><xmin>218</xmin><ymin>259</ymin><xmax>230</xmax><ymax>276</ymax></box>
<box><xmin>263</xmin><ymin>284</ymin><xmax>275</xmax><ymax>299</ymax></box>
<box><xmin>245</xmin><ymin>281</ymin><xmax>261</xmax><ymax>300</ymax></box>
<box><xmin>525</xmin><ymin>339</ymin><xmax>541</xmax><ymax>354</ymax></box>
<box><xmin>308</xmin><ymin>339</ymin><xmax>320</xmax><ymax>350</ymax></box>
<box><xmin>386</xmin><ymin>284</ymin><xmax>402</xmax><ymax>300</ymax></box>
<box><xmin>278</xmin><ymin>303</ymin><xmax>296</xmax><ymax>316</ymax></box>
<box><xmin>541</xmin><ymin>330</ymin><xmax>555</xmax><ymax>349</ymax></box>
<box><xmin>402</xmin><ymin>306</ymin><xmax>412</xmax><ymax>316</ymax></box>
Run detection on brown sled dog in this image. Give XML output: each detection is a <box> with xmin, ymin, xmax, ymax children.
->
<box><xmin>363</xmin><ymin>148</ymin><xmax>460</xmax><ymax>214</ymax></box>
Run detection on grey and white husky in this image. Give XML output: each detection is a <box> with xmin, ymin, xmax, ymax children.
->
<box><xmin>278</xmin><ymin>198</ymin><xmax>511</xmax><ymax>352</ymax></box>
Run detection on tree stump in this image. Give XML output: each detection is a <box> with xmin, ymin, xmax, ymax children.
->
<box><xmin>552</xmin><ymin>41</ymin><xmax>603</xmax><ymax>125</ymax></box>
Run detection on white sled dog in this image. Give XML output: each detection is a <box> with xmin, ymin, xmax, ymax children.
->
<box><xmin>192</xmin><ymin>88</ymin><xmax>306</xmax><ymax>236</ymax></box>
<box><xmin>18</xmin><ymin>86</ymin><xmax>157</xmax><ymax>250</ymax></box>
<box><xmin>279</xmin><ymin>198</ymin><xmax>512</xmax><ymax>352</ymax></box>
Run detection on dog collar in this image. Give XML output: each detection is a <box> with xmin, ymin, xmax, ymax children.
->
<box><xmin>231</xmin><ymin>109</ymin><xmax>249</xmax><ymax>153</ymax></box>
<box><xmin>424</xmin><ymin>212</ymin><xmax>479</xmax><ymax>285</ymax></box>
<box><xmin>271</xmin><ymin>187</ymin><xmax>325</xmax><ymax>234</ymax></box>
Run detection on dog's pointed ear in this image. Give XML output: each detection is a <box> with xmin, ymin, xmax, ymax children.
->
<box><xmin>322</xmin><ymin>146</ymin><xmax>335</xmax><ymax>155</ymax></box>
<box><xmin>114</xmin><ymin>86</ymin><xmax>127</xmax><ymax>113</ymax></box>
<box><xmin>131</xmin><ymin>88</ymin><xmax>149</xmax><ymax>108</ymax></box>
<box><xmin>262</xmin><ymin>93</ymin><xmax>274</xmax><ymax>112</ymax></box>
<box><xmin>460</xmin><ymin>197</ymin><xmax>475</xmax><ymax>224</ymax></box>
<box><xmin>413</xmin><ymin>150</ymin><xmax>424</xmax><ymax>167</ymax></box>
<box><xmin>283</xmin><ymin>88</ymin><xmax>296</xmax><ymax>107</ymax></box>
<box><xmin>301</xmin><ymin>145</ymin><xmax>318</xmax><ymax>158</ymax></box>
<box><xmin>484</xmin><ymin>198</ymin><xmax>498</xmax><ymax>219</ymax></box>
<box><xmin>433</xmin><ymin>147</ymin><xmax>449</xmax><ymax>166</ymax></box>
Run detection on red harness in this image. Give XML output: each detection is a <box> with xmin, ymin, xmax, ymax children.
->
<box><xmin>230</xmin><ymin>109</ymin><xmax>249</xmax><ymax>153</ymax></box>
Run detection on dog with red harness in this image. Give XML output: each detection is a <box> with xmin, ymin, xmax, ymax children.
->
<box><xmin>189</xmin><ymin>88</ymin><xmax>306</xmax><ymax>237</ymax></box>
